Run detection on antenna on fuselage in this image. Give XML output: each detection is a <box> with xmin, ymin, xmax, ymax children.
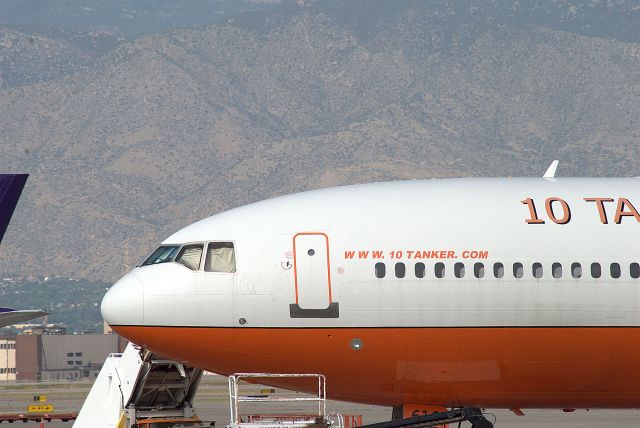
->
<box><xmin>543</xmin><ymin>160</ymin><xmax>559</xmax><ymax>178</ymax></box>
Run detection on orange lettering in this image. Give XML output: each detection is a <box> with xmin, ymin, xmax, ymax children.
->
<box><xmin>584</xmin><ymin>197</ymin><xmax>614</xmax><ymax>224</ymax></box>
<box><xmin>521</xmin><ymin>198</ymin><xmax>544</xmax><ymax>224</ymax></box>
<box><xmin>545</xmin><ymin>197</ymin><xmax>571</xmax><ymax>224</ymax></box>
<box><xmin>372</xmin><ymin>250</ymin><xmax>384</xmax><ymax>259</ymax></box>
<box><xmin>614</xmin><ymin>198</ymin><xmax>640</xmax><ymax>224</ymax></box>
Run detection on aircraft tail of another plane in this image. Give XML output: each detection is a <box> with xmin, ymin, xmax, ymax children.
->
<box><xmin>0</xmin><ymin>174</ymin><xmax>28</xmax><ymax>245</ymax></box>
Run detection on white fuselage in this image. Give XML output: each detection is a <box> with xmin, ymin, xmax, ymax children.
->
<box><xmin>102</xmin><ymin>177</ymin><xmax>640</xmax><ymax>409</ymax></box>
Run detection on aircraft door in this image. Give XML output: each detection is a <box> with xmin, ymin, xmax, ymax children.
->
<box><xmin>290</xmin><ymin>233</ymin><xmax>339</xmax><ymax>318</ymax></box>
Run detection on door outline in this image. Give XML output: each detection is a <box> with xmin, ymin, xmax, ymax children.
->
<box><xmin>290</xmin><ymin>232</ymin><xmax>339</xmax><ymax>318</ymax></box>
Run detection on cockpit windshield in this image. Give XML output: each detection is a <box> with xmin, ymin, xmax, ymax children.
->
<box><xmin>142</xmin><ymin>245</ymin><xmax>180</xmax><ymax>266</ymax></box>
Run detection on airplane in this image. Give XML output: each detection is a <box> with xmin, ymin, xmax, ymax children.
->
<box><xmin>101</xmin><ymin>167</ymin><xmax>639</xmax><ymax>424</ymax></box>
<box><xmin>0</xmin><ymin>174</ymin><xmax>47</xmax><ymax>327</ymax></box>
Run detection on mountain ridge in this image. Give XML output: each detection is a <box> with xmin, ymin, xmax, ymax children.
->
<box><xmin>0</xmin><ymin>1</ymin><xmax>638</xmax><ymax>282</ymax></box>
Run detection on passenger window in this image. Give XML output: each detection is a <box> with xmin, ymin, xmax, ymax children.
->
<box><xmin>176</xmin><ymin>244</ymin><xmax>203</xmax><ymax>271</ymax></box>
<box><xmin>434</xmin><ymin>262</ymin><xmax>445</xmax><ymax>279</ymax></box>
<box><xmin>204</xmin><ymin>242</ymin><xmax>236</xmax><ymax>273</ymax></box>
<box><xmin>395</xmin><ymin>262</ymin><xmax>406</xmax><ymax>279</ymax></box>
<box><xmin>474</xmin><ymin>262</ymin><xmax>484</xmax><ymax>278</ymax></box>
<box><xmin>454</xmin><ymin>262</ymin><xmax>465</xmax><ymax>278</ymax></box>
<box><xmin>493</xmin><ymin>263</ymin><xmax>504</xmax><ymax>278</ymax></box>
<box><xmin>415</xmin><ymin>263</ymin><xmax>425</xmax><ymax>279</ymax></box>
<box><xmin>532</xmin><ymin>263</ymin><xmax>543</xmax><ymax>279</ymax></box>
<box><xmin>610</xmin><ymin>263</ymin><xmax>621</xmax><ymax>279</ymax></box>
<box><xmin>513</xmin><ymin>263</ymin><xmax>523</xmax><ymax>278</ymax></box>
<box><xmin>631</xmin><ymin>263</ymin><xmax>640</xmax><ymax>279</ymax></box>
<box><xmin>552</xmin><ymin>263</ymin><xmax>562</xmax><ymax>278</ymax></box>
<box><xmin>591</xmin><ymin>263</ymin><xmax>601</xmax><ymax>278</ymax></box>
<box><xmin>375</xmin><ymin>262</ymin><xmax>385</xmax><ymax>279</ymax></box>
<box><xmin>571</xmin><ymin>263</ymin><xmax>582</xmax><ymax>278</ymax></box>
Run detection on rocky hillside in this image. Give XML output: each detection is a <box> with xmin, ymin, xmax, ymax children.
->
<box><xmin>0</xmin><ymin>0</ymin><xmax>638</xmax><ymax>282</ymax></box>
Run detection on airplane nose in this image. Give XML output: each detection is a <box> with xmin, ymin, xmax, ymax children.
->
<box><xmin>101</xmin><ymin>272</ymin><xmax>144</xmax><ymax>343</ymax></box>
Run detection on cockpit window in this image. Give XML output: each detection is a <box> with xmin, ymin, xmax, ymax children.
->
<box><xmin>205</xmin><ymin>242</ymin><xmax>236</xmax><ymax>273</ymax></box>
<box><xmin>176</xmin><ymin>244</ymin><xmax>204</xmax><ymax>271</ymax></box>
<box><xmin>142</xmin><ymin>246</ymin><xmax>179</xmax><ymax>266</ymax></box>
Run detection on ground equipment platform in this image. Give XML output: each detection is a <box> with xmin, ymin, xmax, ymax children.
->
<box><xmin>227</xmin><ymin>373</ymin><xmax>335</xmax><ymax>428</ymax></box>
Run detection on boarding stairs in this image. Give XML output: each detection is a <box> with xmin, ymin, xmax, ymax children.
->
<box><xmin>74</xmin><ymin>342</ymin><xmax>207</xmax><ymax>428</ymax></box>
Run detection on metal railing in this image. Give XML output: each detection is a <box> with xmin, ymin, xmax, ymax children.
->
<box><xmin>228</xmin><ymin>373</ymin><xmax>326</xmax><ymax>428</ymax></box>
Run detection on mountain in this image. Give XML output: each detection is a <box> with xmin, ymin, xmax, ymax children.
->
<box><xmin>0</xmin><ymin>0</ymin><xmax>638</xmax><ymax>283</ymax></box>
<box><xmin>0</xmin><ymin>0</ymin><xmax>279</xmax><ymax>41</ymax></box>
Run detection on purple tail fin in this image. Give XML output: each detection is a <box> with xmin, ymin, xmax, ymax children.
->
<box><xmin>0</xmin><ymin>174</ymin><xmax>28</xmax><ymax>245</ymax></box>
